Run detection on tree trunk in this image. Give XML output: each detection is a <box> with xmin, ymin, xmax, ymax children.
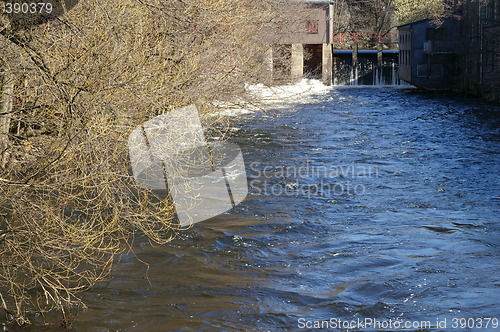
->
<box><xmin>0</xmin><ymin>63</ymin><xmax>13</xmax><ymax>169</ymax></box>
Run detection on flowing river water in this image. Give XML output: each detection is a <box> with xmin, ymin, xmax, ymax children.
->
<box><xmin>23</xmin><ymin>84</ymin><xmax>500</xmax><ymax>331</ymax></box>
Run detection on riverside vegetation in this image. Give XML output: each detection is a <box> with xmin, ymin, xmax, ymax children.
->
<box><xmin>0</xmin><ymin>0</ymin><xmax>288</xmax><ymax>326</ymax></box>
<box><xmin>0</xmin><ymin>0</ymin><xmax>459</xmax><ymax>328</ymax></box>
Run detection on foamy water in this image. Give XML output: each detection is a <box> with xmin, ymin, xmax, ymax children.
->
<box><xmin>212</xmin><ymin>79</ymin><xmax>333</xmax><ymax>117</ymax></box>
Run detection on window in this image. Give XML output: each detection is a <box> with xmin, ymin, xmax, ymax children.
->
<box><xmin>401</xmin><ymin>50</ymin><xmax>408</xmax><ymax>65</ymax></box>
<box><xmin>417</xmin><ymin>65</ymin><xmax>428</xmax><ymax>77</ymax></box>
<box><xmin>305</xmin><ymin>20</ymin><xmax>319</xmax><ymax>34</ymax></box>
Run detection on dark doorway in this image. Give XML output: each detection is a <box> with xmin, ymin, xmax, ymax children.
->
<box><xmin>304</xmin><ymin>44</ymin><xmax>322</xmax><ymax>78</ymax></box>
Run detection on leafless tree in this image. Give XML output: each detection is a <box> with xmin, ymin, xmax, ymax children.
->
<box><xmin>0</xmin><ymin>0</ymin><xmax>284</xmax><ymax>327</ymax></box>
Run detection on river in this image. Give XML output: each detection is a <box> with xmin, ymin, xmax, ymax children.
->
<box><xmin>27</xmin><ymin>84</ymin><xmax>500</xmax><ymax>331</ymax></box>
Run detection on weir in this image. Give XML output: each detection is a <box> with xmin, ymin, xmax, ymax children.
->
<box><xmin>332</xmin><ymin>50</ymin><xmax>402</xmax><ymax>86</ymax></box>
<box><xmin>269</xmin><ymin>47</ymin><xmax>404</xmax><ymax>87</ymax></box>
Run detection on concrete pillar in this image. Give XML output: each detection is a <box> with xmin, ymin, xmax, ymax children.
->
<box><xmin>322</xmin><ymin>43</ymin><xmax>333</xmax><ymax>86</ymax></box>
<box><xmin>352</xmin><ymin>43</ymin><xmax>358</xmax><ymax>85</ymax></box>
<box><xmin>376</xmin><ymin>43</ymin><xmax>383</xmax><ymax>85</ymax></box>
<box><xmin>377</xmin><ymin>43</ymin><xmax>383</xmax><ymax>67</ymax></box>
<box><xmin>332</xmin><ymin>55</ymin><xmax>339</xmax><ymax>86</ymax></box>
<box><xmin>352</xmin><ymin>43</ymin><xmax>358</xmax><ymax>68</ymax></box>
<box><xmin>291</xmin><ymin>44</ymin><xmax>304</xmax><ymax>81</ymax></box>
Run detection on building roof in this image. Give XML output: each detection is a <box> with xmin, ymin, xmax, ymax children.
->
<box><xmin>397</xmin><ymin>18</ymin><xmax>433</xmax><ymax>30</ymax></box>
